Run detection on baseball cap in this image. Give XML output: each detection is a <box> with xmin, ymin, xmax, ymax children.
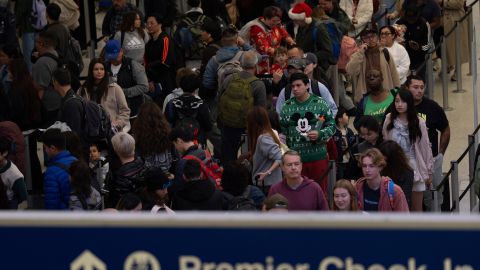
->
<box><xmin>303</xmin><ymin>52</ymin><xmax>318</xmax><ymax>65</ymax></box>
<box><xmin>287</xmin><ymin>57</ymin><xmax>306</xmax><ymax>70</ymax></box>
<box><xmin>104</xmin><ymin>39</ymin><xmax>121</xmax><ymax>61</ymax></box>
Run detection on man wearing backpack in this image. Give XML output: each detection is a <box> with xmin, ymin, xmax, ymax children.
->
<box><xmin>275</xmin><ymin>57</ymin><xmax>337</xmax><ymax>116</ymax></box>
<box><xmin>165</xmin><ymin>73</ymin><xmax>212</xmax><ymax>147</ymax></box>
<box><xmin>280</xmin><ymin>73</ymin><xmax>336</xmax><ymax>192</ymax></box>
<box><xmin>169</xmin><ymin>125</ymin><xmax>221</xmax><ymax>190</ymax></box>
<box><xmin>41</xmin><ymin>128</ymin><xmax>76</xmax><ymax>210</ymax></box>
<box><xmin>202</xmin><ymin>26</ymin><xmax>252</xmax><ymax>98</ymax></box>
<box><xmin>33</xmin><ymin>31</ymin><xmax>61</xmax><ymax>126</ymax></box>
<box><xmin>286</xmin><ymin>3</ymin><xmax>334</xmax><ymax>74</ymax></box>
<box><xmin>174</xmin><ymin>0</ymin><xmax>212</xmax><ymax>62</ymax></box>
<box><xmin>52</xmin><ymin>67</ymin><xmax>83</xmax><ymax>137</ymax></box>
<box><xmin>170</xmin><ymin>159</ymin><xmax>223</xmax><ymax>211</ymax></box>
<box><xmin>43</xmin><ymin>3</ymin><xmax>69</xmax><ymax>61</ymax></box>
<box><xmin>104</xmin><ymin>39</ymin><xmax>149</xmax><ymax>117</ymax></box>
<box><xmin>315</xmin><ymin>0</ymin><xmax>353</xmax><ymax>35</ymax></box>
<box><xmin>218</xmin><ymin>50</ymin><xmax>267</xmax><ymax>163</ymax></box>
<box><xmin>202</xmin><ymin>26</ymin><xmax>252</xmax><ymax>161</ymax></box>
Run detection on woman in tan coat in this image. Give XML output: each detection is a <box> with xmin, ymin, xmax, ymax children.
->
<box><xmin>50</xmin><ymin>0</ymin><xmax>81</xmax><ymax>30</ymax></box>
<box><xmin>346</xmin><ymin>27</ymin><xmax>400</xmax><ymax>103</ymax></box>
<box><xmin>443</xmin><ymin>0</ymin><xmax>470</xmax><ymax>80</ymax></box>
<box><xmin>78</xmin><ymin>58</ymin><xmax>131</xmax><ymax>132</ymax></box>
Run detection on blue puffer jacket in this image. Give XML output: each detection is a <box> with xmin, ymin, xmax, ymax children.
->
<box><xmin>44</xmin><ymin>151</ymin><xmax>77</xmax><ymax>210</ymax></box>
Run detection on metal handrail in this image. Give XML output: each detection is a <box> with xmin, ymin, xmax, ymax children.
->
<box><xmin>412</xmin><ymin>1</ymin><xmax>477</xmax><ymax>75</ymax></box>
<box><xmin>436</xmin><ymin>124</ymin><xmax>480</xmax><ymax>191</ymax></box>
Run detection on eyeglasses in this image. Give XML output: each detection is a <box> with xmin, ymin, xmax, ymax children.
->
<box><xmin>380</xmin><ymin>32</ymin><xmax>392</xmax><ymax>36</ymax></box>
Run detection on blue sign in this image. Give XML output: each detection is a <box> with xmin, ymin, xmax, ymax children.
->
<box><xmin>2</xmin><ymin>213</ymin><xmax>479</xmax><ymax>270</ymax></box>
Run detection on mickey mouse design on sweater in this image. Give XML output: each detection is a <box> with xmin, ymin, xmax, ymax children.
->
<box><xmin>280</xmin><ymin>95</ymin><xmax>336</xmax><ymax>162</ymax></box>
<box><xmin>292</xmin><ymin>112</ymin><xmax>327</xmax><ymax>140</ymax></box>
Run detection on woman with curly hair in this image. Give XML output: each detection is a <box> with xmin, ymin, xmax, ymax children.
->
<box><xmin>114</xmin><ymin>10</ymin><xmax>149</xmax><ymax>64</ymax></box>
<box><xmin>132</xmin><ymin>102</ymin><xmax>175</xmax><ymax>177</ymax></box>
<box><xmin>78</xmin><ymin>58</ymin><xmax>131</xmax><ymax>132</ymax></box>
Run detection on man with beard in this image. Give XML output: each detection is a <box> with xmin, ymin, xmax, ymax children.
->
<box><xmin>353</xmin><ymin>69</ymin><xmax>396</xmax><ymax>130</ymax></box>
<box><xmin>346</xmin><ymin>25</ymin><xmax>400</xmax><ymax>103</ymax></box>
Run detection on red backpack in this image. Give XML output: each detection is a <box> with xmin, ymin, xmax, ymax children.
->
<box><xmin>184</xmin><ymin>149</ymin><xmax>223</xmax><ymax>189</ymax></box>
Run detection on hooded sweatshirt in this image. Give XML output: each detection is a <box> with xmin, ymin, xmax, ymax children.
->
<box><xmin>171</xmin><ymin>179</ymin><xmax>223</xmax><ymax>211</ymax></box>
<box><xmin>356</xmin><ymin>176</ymin><xmax>409</xmax><ymax>212</ymax></box>
<box><xmin>202</xmin><ymin>44</ymin><xmax>252</xmax><ymax>92</ymax></box>
<box><xmin>268</xmin><ymin>177</ymin><xmax>329</xmax><ymax>211</ymax></box>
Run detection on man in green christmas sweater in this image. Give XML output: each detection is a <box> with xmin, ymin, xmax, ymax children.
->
<box><xmin>280</xmin><ymin>72</ymin><xmax>336</xmax><ymax>192</ymax></box>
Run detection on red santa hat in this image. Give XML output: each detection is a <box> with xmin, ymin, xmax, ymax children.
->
<box><xmin>288</xmin><ymin>3</ymin><xmax>313</xmax><ymax>24</ymax></box>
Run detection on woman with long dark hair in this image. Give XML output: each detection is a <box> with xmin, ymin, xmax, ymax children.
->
<box><xmin>69</xmin><ymin>160</ymin><xmax>102</xmax><ymax>211</ymax></box>
<box><xmin>78</xmin><ymin>58</ymin><xmax>131</xmax><ymax>132</ymax></box>
<box><xmin>247</xmin><ymin>106</ymin><xmax>283</xmax><ymax>192</ymax></box>
<box><xmin>382</xmin><ymin>89</ymin><xmax>433</xmax><ymax>211</ymax></box>
<box><xmin>114</xmin><ymin>10</ymin><xmax>149</xmax><ymax>64</ymax></box>
<box><xmin>379</xmin><ymin>140</ymin><xmax>414</xmax><ymax>209</ymax></box>
<box><xmin>7</xmin><ymin>59</ymin><xmax>42</xmax><ymax>130</ymax></box>
<box><xmin>132</xmin><ymin>102</ymin><xmax>175</xmax><ymax>177</ymax></box>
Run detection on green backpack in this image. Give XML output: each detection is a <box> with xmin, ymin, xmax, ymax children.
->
<box><xmin>218</xmin><ymin>73</ymin><xmax>257</xmax><ymax>128</ymax></box>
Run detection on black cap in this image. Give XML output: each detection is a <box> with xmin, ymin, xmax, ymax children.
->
<box><xmin>145</xmin><ymin>169</ymin><xmax>171</xmax><ymax>191</ymax></box>
<box><xmin>360</xmin><ymin>23</ymin><xmax>378</xmax><ymax>37</ymax></box>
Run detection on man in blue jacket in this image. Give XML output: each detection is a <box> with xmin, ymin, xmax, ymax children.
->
<box><xmin>42</xmin><ymin>128</ymin><xmax>77</xmax><ymax>209</ymax></box>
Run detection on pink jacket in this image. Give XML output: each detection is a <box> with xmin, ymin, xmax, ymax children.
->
<box><xmin>356</xmin><ymin>177</ymin><xmax>409</xmax><ymax>212</ymax></box>
<box><xmin>382</xmin><ymin>114</ymin><xmax>434</xmax><ymax>181</ymax></box>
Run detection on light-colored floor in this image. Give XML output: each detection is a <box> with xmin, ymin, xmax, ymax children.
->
<box><xmin>86</xmin><ymin>7</ymin><xmax>480</xmax><ymax>212</ymax></box>
<box><xmin>428</xmin><ymin>3</ymin><xmax>480</xmax><ymax>213</ymax></box>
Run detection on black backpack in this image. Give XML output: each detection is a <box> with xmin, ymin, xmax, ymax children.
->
<box><xmin>43</xmin><ymin>53</ymin><xmax>81</xmax><ymax>91</ymax></box>
<box><xmin>63</xmin><ymin>35</ymin><xmax>84</xmax><ymax>77</ymax></box>
<box><xmin>65</xmin><ymin>95</ymin><xmax>113</xmax><ymax>144</ymax></box>
<box><xmin>174</xmin><ymin>14</ymin><xmax>207</xmax><ymax>60</ymax></box>
<box><xmin>227</xmin><ymin>186</ymin><xmax>257</xmax><ymax>211</ymax></box>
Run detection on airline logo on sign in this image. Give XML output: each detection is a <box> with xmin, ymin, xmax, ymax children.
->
<box><xmin>70</xmin><ymin>250</ymin><xmax>107</xmax><ymax>270</ymax></box>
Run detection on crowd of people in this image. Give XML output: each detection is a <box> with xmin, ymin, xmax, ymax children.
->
<box><xmin>0</xmin><ymin>0</ymin><xmax>459</xmax><ymax>213</ymax></box>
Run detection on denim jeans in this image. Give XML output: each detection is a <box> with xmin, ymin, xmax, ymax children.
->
<box><xmin>22</xmin><ymin>32</ymin><xmax>36</xmax><ymax>72</ymax></box>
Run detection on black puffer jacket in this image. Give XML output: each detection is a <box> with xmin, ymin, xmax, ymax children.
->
<box><xmin>108</xmin><ymin>157</ymin><xmax>146</xmax><ymax>207</ymax></box>
<box><xmin>171</xmin><ymin>179</ymin><xmax>223</xmax><ymax>211</ymax></box>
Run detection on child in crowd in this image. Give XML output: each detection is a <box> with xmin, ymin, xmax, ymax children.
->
<box><xmin>270</xmin><ymin>46</ymin><xmax>288</xmax><ymax>74</ymax></box>
<box><xmin>69</xmin><ymin>160</ymin><xmax>102</xmax><ymax>211</ymax></box>
<box><xmin>332</xmin><ymin>108</ymin><xmax>356</xmax><ymax>179</ymax></box>
<box><xmin>89</xmin><ymin>143</ymin><xmax>109</xmax><ymax>193</ymax></box>
<box><xmin>0</xmin><ymin>136</ymin><xmax>27</xmax><ymax>209</ymax></box>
